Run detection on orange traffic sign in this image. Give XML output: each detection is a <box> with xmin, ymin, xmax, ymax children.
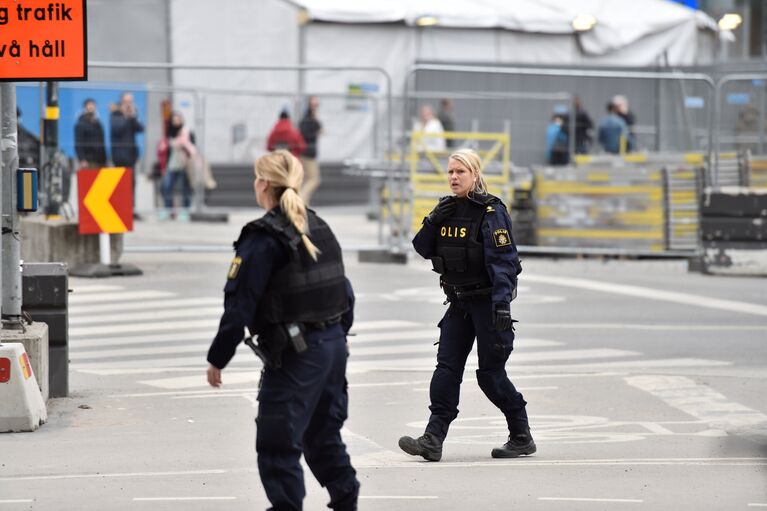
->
<box><xmin>77</xmin><ymin>167</ymin><xmax>133</xmax><ymax>234</ymax></box>
<box><xmin>0</xmin><ymin>0</ymin><xmax>86</xmax><ymax>81</ymax></box>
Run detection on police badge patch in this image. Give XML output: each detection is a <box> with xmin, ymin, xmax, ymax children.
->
<box><xmin>493</xmin><ymin>229</ymin><xmax>511</xmax><ymax>247</ymax></box>
<box><xmin>227</xmin><ymin>256</ymin><xmax>242</xmax><ymax>279</ymax></box>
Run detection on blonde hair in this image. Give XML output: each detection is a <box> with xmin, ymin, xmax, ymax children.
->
<box><xmin>449</xmin><ymin>148</ymin><xmax>488</xmax><ymax>195</ymax></box>
<box><xmin>255</xmin><ymin>150</ymin><xmax>319</xmax><ymax>260</ymax></box>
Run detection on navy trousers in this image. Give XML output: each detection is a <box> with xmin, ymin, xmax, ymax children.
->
<box><xmin>256</xmin><ymin>329</ymin><xmax>359</xmax><ymax>511</ymax></box>
<box><xmin>426</xmin><ymin>297</ymin><xmax>529</xmax><ymax>441</ymax></box>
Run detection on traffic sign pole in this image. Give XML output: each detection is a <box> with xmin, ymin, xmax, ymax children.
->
<box><xmin>42</xmin><ymin>82</ymin><xmax>61</xmax><ymax>217</ymax></box>
<box><xmin>99</xmin><ymin>233</ymin><xmax>111</xmax><ymax>265</ymax></box>
<box><xmin>1</xmin><ymin>83</ymin><xmax>23</xmax><ymax>329</ymax></box>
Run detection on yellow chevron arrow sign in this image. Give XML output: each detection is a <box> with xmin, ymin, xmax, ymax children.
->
<box><xmin>82</xmin><ymin>168</ymin><xmax>129</xmax><ymax>233</ymax></box>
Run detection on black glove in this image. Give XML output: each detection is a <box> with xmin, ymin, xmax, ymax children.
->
<box><xmin>426</xmin><ymin>196</ymin><xmax>457</xmax><ymax>226</ymax></box>
<box><xmin>493</xmin><ymin>303</ymin><xmax>514</xmax><ymax>332</ymax></box>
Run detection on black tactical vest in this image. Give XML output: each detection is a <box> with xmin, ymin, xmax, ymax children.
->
<box><xmin>248</xmin><ymin>209</ymin><xmax>349</xmax><ymax>326</ymax></box>
<box><xmin>432</xmin><ymin>194</ymin><xmax>501</xmax><ymax>287</ymax></box>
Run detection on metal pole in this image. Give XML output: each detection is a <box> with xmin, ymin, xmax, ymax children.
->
<box><xmin>297</xmin><ymin>21</ymin><xmax>307</xmax><ymax>117</ymax></box>
<box><xmin>568</xmin><ymin>95</ymin><xmax>576</xmax><ymax>162</ymax></box>
<box><xmin>759</xmin><ymin>81</ymin><xmax>766</xmax><ymax>154</ymax></box>
<box><xmin>192</xmin><ymin>91</ymin><xmax>205</xmax><ymax>214</ymax></box>
<box><xmin>43</xmin><ymin>81</ymin><xmax>60</xmax><ymax>216</ymax></box>
<box><xmin>99</xmin><ymin>233</ymin><xmax>111</xmax><ymax>265</ymax></box>
<box><xmin>1</xmin><ymin>84</ymin><xmax>22</xmax><ymax>328</ymax></box>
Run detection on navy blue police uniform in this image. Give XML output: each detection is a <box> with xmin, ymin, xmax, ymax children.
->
<box><xmin>207</xmin><ymin>207</ymin><xmax>359</xmax><ymax>511</ymax></box>
<box><xmin>412</xmin><ymin>193</ymin><xmax>530</xmax><ymax>443</ymax></box>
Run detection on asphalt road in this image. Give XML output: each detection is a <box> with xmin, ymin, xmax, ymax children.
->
<box><xmin>1</xmin><ymin>209</ymin><xmax>766</xmax><ymax>510</ymax></box>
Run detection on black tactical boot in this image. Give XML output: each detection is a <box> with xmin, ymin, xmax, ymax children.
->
<box><xmin>398</xmin><ymin>432</ymin><xmax>443</xmax><ymax>461</ymax></box>
<box><xmin>491</xmin><ymin>429</ymin><xmax>537</xmax><ymax>458</ymax></box>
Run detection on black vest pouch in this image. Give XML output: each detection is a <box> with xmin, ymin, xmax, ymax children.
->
<box><xmin>430</xmin><ymin>256</ymin><xmax>446</xmax><ymax>274</ymax></box>
<box><xmin>441</xmin><ymin>246</ymin><xmax>468</xmax><ymax>272</ymax></box>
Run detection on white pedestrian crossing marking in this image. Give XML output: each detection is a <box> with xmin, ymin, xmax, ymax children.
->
<box><xmin>69</xmin><ymin>306</ymin><xmax>223</xmax><ymax>326</ymax></box>
<box><xmin>66</xmin><ymin>288</ymin><xmax>732</xmax><ymax>388</ymax></box>
<box><xmin>69</xmin><ymin>284</ymin><xmax>125</xmax><ymax>293</ymax></box>
<box><xmin>69</xmin><ymin>297</ymin><xmax>221</xmax><ymax>315</ymax></box>
<box><xmin>350</xmin><ymin>320</ymin><xmax>421</xmax><ymax>331</ymax></box>
<box><xmin>625</xmin><ymin>375</ymin><xmax>767</xmax><ymax>432</ymax></box>
<box><xmin>70</xmin><ymin>318</ymin><xmax>219</xmax><ymax>337</ymax></box>
<box><xmin>69</xmin><ymin>290</ymin><xmax>176</xmax><ymax>305</ymax></box>
<box><xmin>71</xmin><ymin>331</ymin><xmax>214</xmax><ymax>349</ymax></box>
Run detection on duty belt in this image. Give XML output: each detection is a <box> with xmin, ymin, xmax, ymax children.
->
<box><xmin>440</xmin><ymin>281</ymin><xmax>492</xmax><ymax>299</ymax></box>
<box><xmin>303</xmin><ymin>315</ymin><xmax>342</xmax><ymax>332</ymax></box>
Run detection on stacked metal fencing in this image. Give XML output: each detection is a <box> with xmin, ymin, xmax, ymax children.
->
<box><xmin>20</xmin><ymin>62</ymin><xmax>767</xmax><ymax>257</ymax></box>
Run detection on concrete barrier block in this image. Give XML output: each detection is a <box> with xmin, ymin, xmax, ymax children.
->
<box><xmin>0</xmin><ymin>342</ymin><xmax>47</xmax><ymax>432</ymax></box>
<box><xmin>702</xmin><ymin>241</ymin><xmax>767</xmax><ymax>276</ymax></box>
<box><xmin>20</xmin><ymin>216</ymin><xmax>122</xmax><ymax>266</ymax></box>
<box><xmin>0</xmin><ymin>323</ymin><xmax>49</xmax><ymax>401</ymax></box>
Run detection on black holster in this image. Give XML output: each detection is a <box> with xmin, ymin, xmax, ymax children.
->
<box><xmin>251</xmin><ymin>322</ymin><xmax>307</xmax><ymax>369</ymax></box>
<box><xmin>254</xmin><ymin>324</ymin><xmax>290</xmax><ymax>368</ymax></box>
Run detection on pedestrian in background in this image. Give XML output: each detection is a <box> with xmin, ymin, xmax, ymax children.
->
<box><xmin>597</xmin><ymin>101</ymin><xmax>628</xmax><ymax>154</ymax></box>
<box><xmin>110</xmin><ymin>92</ymin><xmax>145</xmax><ymax>219</ymax></box>
<box><xmin>267</xmin><ymin>109</ymin><xmax>305</xmax><ymax>158</ymax></box>
<box><xmin>612</xmin><ymin>94</ymin><xmax>636</xmax><ymax>152</ymax></box>
<box><xmin>299</xmin><ymin>95</ymin><xmax>323</xmax><ymax>205</ymax></box>
<box><xmin>572</xmin><ymin>97</ymin><xmax>594</xmax><ymax>155</ymax></box>
<box><xmin>399</xmin><ymin>148</ymin><xmax>534</xmax><ymax>462</ymax></box>
<box><xmin>160</xmin><ymin>112</ymin><xmax>196</xmax><ymax>221</ymax></box>
<box><xmin>413</xmin><ymin>104</ymin><xmax>446</xmax><ymax>153</ymax></box>
<box><xmin>545</xmin><ymin>113</ymin><xmax>569</xmax><ymax>165</ymax></box>
<box><xmin>206</xmin><ymin>150</ymin><xmax>359</xmax><ymax>511</ymax></box>
<box><xmin>438</xmin><ymin>98</ymin><xmax>456</xmax><ymax>148</ymax></box>
<box><xmin>74</xmin><ymin>98</ymin><xmax>107</xmax><ymax>169</ymax></box>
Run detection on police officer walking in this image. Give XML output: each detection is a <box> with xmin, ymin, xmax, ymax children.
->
<box><xmin>206</xmin><ymin>150</ymin><xmax>359</xmax><ymax>511</ymax></box>
<box><xmin>398</xmin><ymin>148</ymin><xmax>535</xmax><ymax>461</ymax></box>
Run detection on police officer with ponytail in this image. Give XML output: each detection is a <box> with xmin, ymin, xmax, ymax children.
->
<box><xmin>207</xmin><ymin>150</ymin><xmax>359</xmax><ymax>511</ymax></box>
<box><xmin>398</xmin><ymin>148</ymin><xmax>535</xmax><ymax>462</ymax></box>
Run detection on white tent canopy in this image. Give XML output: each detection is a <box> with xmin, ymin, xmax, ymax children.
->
<box><xmin>171</xmin><ymin>0</ymin><xmax>722</xmax><ymax>162</ymax></box>
<box><xmin>296</xmin><ymin>0</ymin><xmax>720</xmax><ymax>57</ymax></box>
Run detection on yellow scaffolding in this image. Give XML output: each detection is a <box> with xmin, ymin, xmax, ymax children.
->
<box><xmin>405</xmin><ymin>130</ymin><xmax>512</xmax><ymax>233</ymax></box>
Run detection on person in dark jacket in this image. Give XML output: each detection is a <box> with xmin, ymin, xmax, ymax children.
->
<box><xmin>207</xmin><ymin>150</ymin><xmax>359</xmax><ymax>511</ymax></box>
<box><xmin>438</xmin><ymin>98</ymin><xmax>456</xmax><ymax>148</ymax></box>
<box><xmin>572</xmin><ymin>97</ymin><xmax>594</xmax><ymax>155</ymax></box>
<box><xmin>612</xmin><ymin>95</ymin><xmax>636</xmax><ymax>152</ymax></box>
<box><xmin>267</xmin><ymin>109</ymin><xmax>305</xmax><ymax>158</ymax></box>
<box><xmin>298</xmin><ymin>96</ymin><xmax>322</xmax><ymax>205</ymax></box>
<box><xmin>74</xmin><ymin>98</ymin><xmax>107</xmax><ymax>169</ymax></box>
<box><xmin>398</xmin><ymin>148</ymin><xmax>534</xmax><ymax>462</ymax></box>
<box><xmin>110</xmin><ymin>92</ymin><xmax>144</xmax><ymax>218</ymax></box>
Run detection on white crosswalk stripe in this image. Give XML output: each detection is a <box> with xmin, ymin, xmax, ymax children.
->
<box><xmin>69</xmin><ymin>306</ymin><xmax>223</xmax><ymax>326</ymax></box>
<box><xmin>69</xmin><ymin>297</ymin><xmax>221</xmax><ymax>315</ymax></box>
<box><xmin>67</xmin><ymin>285</ymin><xmax>731</xmax><ymax>388</ymax></box>
<box><xmin>69</xmin><ymin>290</ymin><xmax>176</xmax><ymax>305</ymax></box>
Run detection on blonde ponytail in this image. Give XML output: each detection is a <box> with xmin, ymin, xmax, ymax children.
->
<box><xmin>255</xmin><ymin>150</ymin><xmax>320</xmax><ymax>260</ymax></box>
